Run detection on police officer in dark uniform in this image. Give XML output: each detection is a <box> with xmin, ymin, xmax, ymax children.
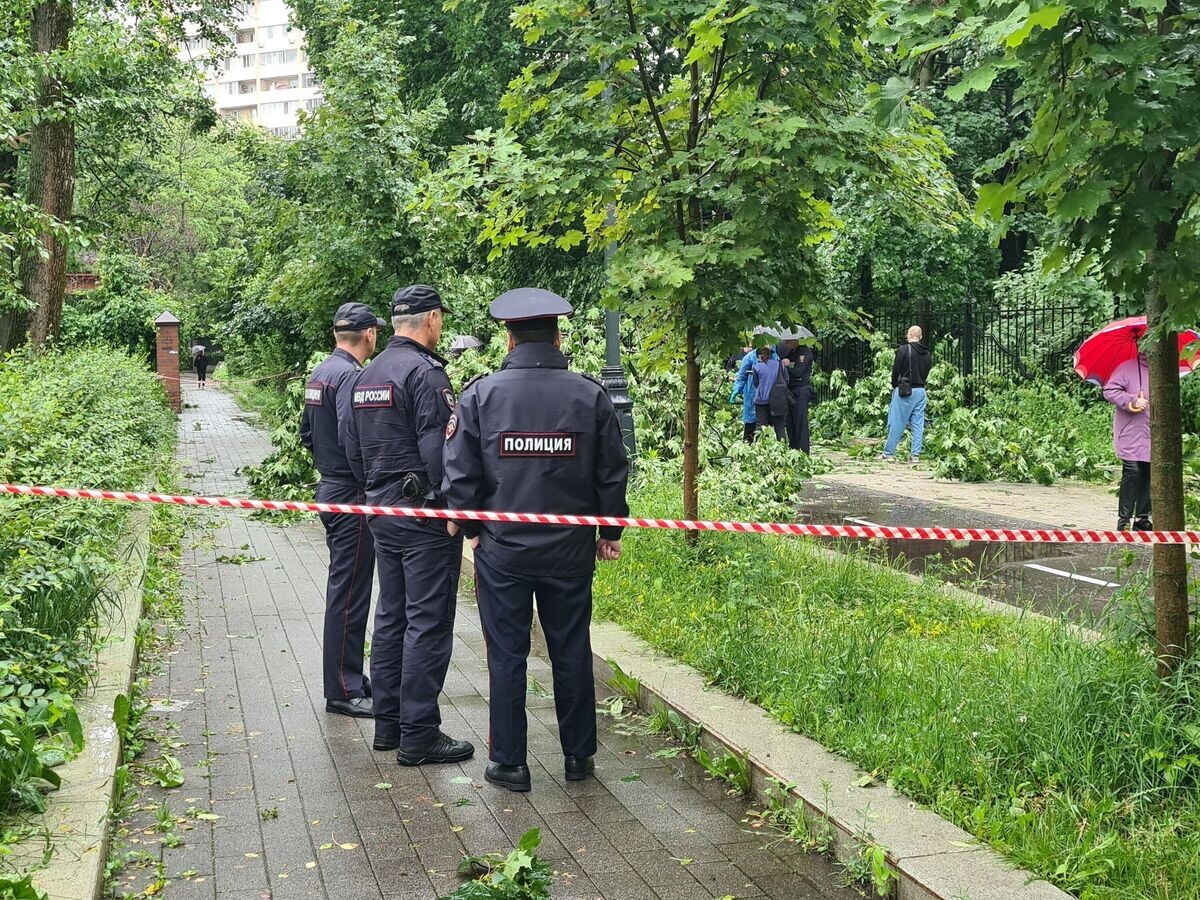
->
<box><xmin>300</xmin><ymin>302</ymin><xmax>385</xmax><ymax>718</ymax></box>
<box><xmin>342</xmin><ymin>285</ymin><xmax>473</xmax><ymax>766</ymax></box>
<box><xmin>782</xmin><ymin>341</ymin><xmax>816</xmax><ymax>454</ymax></box>
<box><xmin>441</xmin><ymin>288</ymin><xmax>630</xmax><ymax>792</ymax></box>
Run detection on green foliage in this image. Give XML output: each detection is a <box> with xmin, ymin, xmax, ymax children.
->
<box><xmin>880</xmin><ymin>0</ymin><xmax>1200</xmax><ymax>316</ymax></box>
<box><xmin>595</xmin><ymin>469</ymin><xmax>1200</xmax><ymax>899</ymax></box>
<box><xmin>927</xmin><ymin>383</ymin><xmax>1114</xmax><ymax>484</ymax></box>
<box><xmin>0</xmin><ymin>348</ymin><xmax>173</xmax><ymax>820</ymax></box>
<box><xmin>60</xmin><ymin>252</ymin><xmax>172</xmax><ymax>360</ymax></box>
<box><xmin>238</xmin><ymin>363</ymin><xmax>320</xmax><ymax>503</ymax></box>
<box><xmin>440</xmin><ymin>829</ymin><xmax>551</xmax><ymax>900</ymax></box>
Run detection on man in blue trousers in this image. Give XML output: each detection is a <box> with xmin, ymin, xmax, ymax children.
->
<box><xmin>882</xmin><ymin>326</ymin><xmax>932</xmax><ymax>462</ymax></box>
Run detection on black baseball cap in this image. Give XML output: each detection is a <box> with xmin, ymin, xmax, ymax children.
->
<box><xmin>333</xmin><ymin>302</ymin><xmax>386</xmax><ymax>330</ymax></box>
<box><xmin>392</xmin><ymin>284</ymin><xmax>450</xmax><ymax>316</ymax></box>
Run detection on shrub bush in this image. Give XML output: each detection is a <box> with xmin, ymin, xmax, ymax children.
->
<box><xmin>0</xmin><ymin>348</ymin><xmax>174</xmax><ymax>819</ymax></box>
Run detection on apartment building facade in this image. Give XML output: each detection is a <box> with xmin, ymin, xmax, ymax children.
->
<box><xmin>183</xmin><ymin>0</ymin><xmax>323</xmax><ymax>137</ymax></box>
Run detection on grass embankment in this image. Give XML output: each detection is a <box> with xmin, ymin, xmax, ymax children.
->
<box><xmin>595</xmin><ymin>469</ymin><xmax>1200</xmax><ymax>900</ymax></box>
<box><xmin>0</xmin><ymin>348</ymin><xmax>175</xmax><ymax>833</ymax></box>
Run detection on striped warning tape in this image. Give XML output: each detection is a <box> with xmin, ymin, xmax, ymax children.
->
<box><xmin>1</xmin><ymin>483</ymin><xmax>1193</xmax><ymax>544</ymax></box>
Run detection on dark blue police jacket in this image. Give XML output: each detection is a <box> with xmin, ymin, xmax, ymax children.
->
<box><xmin>299</xmin><ymin>347</ymin><xmax>362</xmax><ymax>484</ymax></box>
<box><xmin>342</xmin><ymin>335</ymin><xmax>456</xmax><ymax>507</ymax></box>
<box><xmin>441</xmin><ymin>342</ymin><xmax>630</xmax><ymax>578</ymax></box>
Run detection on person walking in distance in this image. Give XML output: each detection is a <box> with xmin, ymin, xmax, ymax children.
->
<box><xmin>1103</xmin><ymin>352</ymin><xmax>1151</xmax><ymax>530</ymax></box>
<box><xmin>194</xmin><ymin>348</ymin><xmax>209</xmax><ymax>389</ymax></box>
<box><xmin>342</xmin><ymin>285</ymin><xmax>474</xmax><ymax>766</ymax></box>
<box><xmin>442</xmin><ymin>288</ymin><xmax>630</xmax><ymax>792</ymax></box>
<box><xmin>882</xmin><ymin>326</ymin><xmax>932</xmax><ymax>462</ymax></box>
<box><xmin>300</xmin><ymin>303</ymin><xmax>385</xmax><ymax>719</ymax></box>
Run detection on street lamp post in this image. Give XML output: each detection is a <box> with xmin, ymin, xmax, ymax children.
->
<box><xmin>601</xmin><ymin>242</ymin><xmax>637</xmax><ymax>459</ymax></box>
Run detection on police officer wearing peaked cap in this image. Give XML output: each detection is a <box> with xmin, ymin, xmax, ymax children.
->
<box><xmin>300</xmin><ymin>302</ymin><xmax>386</xmax><ymax>719</ymax></box>
<box><xmin>442</xmin><ymin>287</ymin><xmax>630</xmax><ymax>792</ymax></box>
<box><xmin>342</xmin><ymin>285</ymin><xmax>474</xmax><ymax>766</ymax></box>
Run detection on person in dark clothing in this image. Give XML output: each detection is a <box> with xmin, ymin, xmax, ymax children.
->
<box><xmin>342</xmin><ymin>284</ymin><xmax>473</xmax><ymax>767</ymax></box>
<box><xmin>300</xmin><ymin>302</ymin><xmax>385</xmax><ymax>719</ymax></box>
<box><xmin>194</xmin><ymin>350</ymin><xmax>209</xmax><ymax>388</ymax></box>
<box><xmin>882</xmin><ymin>326</ymin><xmax>932</xmax><ymax>461</ymax></box>
<box><xmin>442</xmin><ymin>287</ymin><xmax>630</xmax><ymax>793</ymax></box>
<box><xmin>781</xmin><ymin>342</ymin><xmax>816</xmax><ymax>454</ymax></box>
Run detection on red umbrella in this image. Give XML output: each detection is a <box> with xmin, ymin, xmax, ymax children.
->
<box><xmin>1072</xmin><ymin>316</ymin><xmax>1200</xmax><ymax>386</ymax></box>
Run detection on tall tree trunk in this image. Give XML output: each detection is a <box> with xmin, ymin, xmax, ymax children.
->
<box><xmin>20</xmin><ymin>0</ymin><xmax>75</xmax><ymax>348</ymax></box>
<box><xmin>1146</xmin><ymin>264</ymin><xmax>1190</xmax><ymax>676</ymax></box>
<box><xmin>682</xmin><ymin>324</ymin><xmax>700</xmax><ymax>529</ymax></box>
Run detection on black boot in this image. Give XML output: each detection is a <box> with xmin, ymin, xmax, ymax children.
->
<box><xmin>396</xmin><ymin>732</ymin><xmax>475</xmax><ymax>766</ymax></box>
<box><xmin>373</xmin><ymin>721</ymin><xmax>400</xmax><ymax>751</ymax></box>
<box><xmin>1133</xmin><ymin>517</ymin><xmax>1153</xmax><ymax>532</ymax></box>
<box><xmin>485</xmin><ymin>763</ymin><xmax>531</xmax><ymax>792</ymax></box>
<box><xmin>564</xmin><ymin>756</ymin><xmax>594</xmax><ymax>782</ymax></box>
<box><xmin>1117</xmin><ymin>518</ymin><xmax>1132</xmax><ymax>531</ymax></box>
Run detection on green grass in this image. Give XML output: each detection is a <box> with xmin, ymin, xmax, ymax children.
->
<box><xmin>595</xmin><ymin>470</ymin><xmax>1200</xmax><ymax>900</ymax></box>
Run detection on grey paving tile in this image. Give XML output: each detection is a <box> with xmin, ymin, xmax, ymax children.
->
<box><xmin>154</xmin><ymin>380</ymin><xmax>859</xmax><ymax>900</ymax></box>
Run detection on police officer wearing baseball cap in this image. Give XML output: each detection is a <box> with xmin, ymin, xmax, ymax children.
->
<box><xmin>442</xmin><ymin>288</ymin><xmax>630</xmax><ymax>792</ymax></box>
<box><xmin>342</xmin><ymin>285</ymin><xmax>474</xmax><ymax>765</ymax></box>
<box><xmin>300</xmin><ymin>302</ymin><xmax>386</xmax><ymax>718</ymax></box>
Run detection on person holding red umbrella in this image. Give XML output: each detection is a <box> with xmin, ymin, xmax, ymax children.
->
<box><xmin>1102</xmin><ymin>352</ymin><xmax>1151</xmax><ymax>531</ymax></box>
<box><xmin>1075</xmin><ymin>316</ymin><xmax>1200</xmax><ymax>530</ymax></box>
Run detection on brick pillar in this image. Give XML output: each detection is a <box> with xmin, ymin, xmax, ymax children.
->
<box><xmin>154</xmin><ymin>311</ymin><xmax>182</xmax><ymax>412</ymax></box>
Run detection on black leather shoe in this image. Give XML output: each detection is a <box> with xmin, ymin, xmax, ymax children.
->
<box><xmin>396</xmin><ymin>732</ymin><xmax>475</xmax><ymax>766</ymax></box>
<box><xmin>326</xmin><ymin>697</ymin><xmax>373</xmax><ymax>719</ymax></box>
<box><xmin>362</xmin><ymin>677</ymin><xmax>372</xmax><ymax>698</ymax></box>
<box><xmin>1134</xmin><ymin>517</ymin><xmax>1153</xmax><ymax>531</ymax></box>
<box><xmin>564</xmin><ymin>755</ymin><xmax>594</xmax><ymax>781</ymax></box>
<box><xmin>485</xmin><ymin>763</ymin><xmax>531</xmax><ymax>792</ymax></box>
<box><xmin>373</xmin><ymin>723</ymin><xmax>400</xmax><ymax>752</ymax></box>
<box><xmin>1118</xmin><ymin>518</ymin><xmax>1132</xmax><ymax>531</ymax></box>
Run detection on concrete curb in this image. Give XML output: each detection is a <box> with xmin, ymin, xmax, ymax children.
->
<box><xmin>461</xmin><ymin>545</ymin><xmax>1072</xmax><ymax>900</ymax></box>
<box><xmin>10</xmin><ymin>507</ymin><xmax>152</xmax><ymax>900</ymax></box>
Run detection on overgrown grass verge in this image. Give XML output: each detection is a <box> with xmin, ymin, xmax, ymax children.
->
<box><xmin>595</xmin><ymin>465</ymin><xmax>1200</xmax><ymax>900</ymax></box>
<box><xmin>0</xmin><ymin>348</ymin><xmax>174</xmax><ymax>836</ymax></box>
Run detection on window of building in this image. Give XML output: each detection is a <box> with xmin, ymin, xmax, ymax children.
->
<box><xmin>222</xmin><ymin>81</ymin><xmax>240</xmax><ymax>96</ymax></box>
<box><xmin>259</xmin><ymin>24</ymin><xmax>291</xmax><ymax>41</ymax></box>
<box><xmin>270</xmin><ymin>126</ymin><xmax>299</xmax><ymax>138</ymax></box>
<box><xmin>305</xmin><ymin>98</ymin><xmax>323</xmax><ymax>110</ymax></box>
<box><xmin>223</xmin><ymin>106</ymin><xmax>256</xmax><ymax>122</ymax></box>
<box><xmin>301</xmin><ymin>72</ymin><xmax>319</xmax><ymax>88</ymax></box>
<box><xmin>259</xmin><ymin>49</ymin><xmax>298</xmax><ymax>67</ymax></box>
<box><xmin>240</xmin><ymin>53</ymin><xmax>255</xmax><ymax>68</ymax></box>
<box><xmin>236</xmin><ymin>29</ymin><xmax>254</xmax><ymax>43</ymax></box>
<box><xmin>261</xmin><ymin>76</ymin><xmax>298</xmax><ymax>91</ymax></box>
<box><xmin>259</xmin><ymin>100</ymin><xmax>296</xmax><ymax>117</ymax></box>
<box><xmin>238</xmin><ymin>79</ymin><xmax>256</xmax><ymax>94</ymax></box>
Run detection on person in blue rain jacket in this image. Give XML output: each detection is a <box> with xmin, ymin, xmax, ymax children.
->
<box><xmin>730</xmin><ymin>345</ymin><xmax>778</xmax><ymax>443</ymax></box>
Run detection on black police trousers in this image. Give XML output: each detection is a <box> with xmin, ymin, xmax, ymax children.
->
<box><xmin>787</xmin><ymin>389</ymin><xmax>811</xmax><ymax>455</ymax></box>
<box><xmin>473</xmin><ymin>550</ymin><xmax>597</xmax><ymax>767</ymax></box>
<box><xmin>316</xmin><ymin>480</ymin><xmax>376</xmax><ymax>700</ymax></box>
<box><xmin>367</xmin><ymin>516</ymin><xmax>463</xmax><ymax>750</ymax></box>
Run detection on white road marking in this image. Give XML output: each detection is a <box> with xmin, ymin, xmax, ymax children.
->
<box><xmin>1023</xmin><ymin>563</ymin><xmax>1120</xmax><ymax>589</ymax></box>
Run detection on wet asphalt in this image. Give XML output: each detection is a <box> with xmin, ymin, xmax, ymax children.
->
<box><xmin>796</xmin><ymin>480</ymin><xmax>1158</xmax><ymax>624</ymax></box>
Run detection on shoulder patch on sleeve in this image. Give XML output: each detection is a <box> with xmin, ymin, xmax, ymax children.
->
<box><xmin>304</xmin><ymin>381</ymin><xmax>325</xmax><ymax>406</ymax></box>
<box><xmin>441</xmin><ymin>388</ymin><xmax>456</xmax><ymax>411</ymax></box>
<box><xmin>445</xmin><ymin>413</ymin><xmax>458</xmax><ymax>441</ymax></box>
<box><xmin>352</xmin><ymin>384</ymin><xmax>393</xmax><ymax>409</ymax></box>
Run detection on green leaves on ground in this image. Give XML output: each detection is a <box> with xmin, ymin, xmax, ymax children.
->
<box><xmin>441</xmin><ymin>828</ymin><xmax>551</xmax><ymax>899</ymax></box>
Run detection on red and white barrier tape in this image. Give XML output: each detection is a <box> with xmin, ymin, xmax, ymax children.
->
<box><xmin>2</xmin><ymin>482</ymin><xmax>1195</xmax><ymax>545</ymax></box>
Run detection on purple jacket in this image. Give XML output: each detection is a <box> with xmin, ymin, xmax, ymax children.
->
<box><xmin>1102</xmin><ymin>356</ymin><xmax>1150</xmax><ymax>463</ymax></box>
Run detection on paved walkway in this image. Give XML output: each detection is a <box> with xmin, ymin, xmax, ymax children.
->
<box><xmin>816</xmin><ymin>451</ymin><xmax>1115</xmax><ymax>530</ymax></box>
<box><xmin>114</xmin><ymin>378</ymin><xmax>856</xmax><ymax>900</ymax></box>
